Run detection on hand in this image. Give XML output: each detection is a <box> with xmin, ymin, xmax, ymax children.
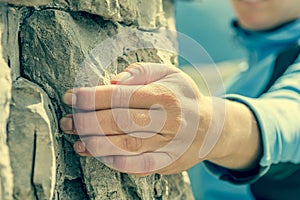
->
<box><xmin>60</xmin><ymin>63</ymin><xmax>217</xmax><ymax>175</ymax></box>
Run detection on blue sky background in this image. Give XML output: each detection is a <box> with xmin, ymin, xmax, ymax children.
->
<box><xmin>174</xmin><ymin>0</ymin><xmax>246</xmax><ymax>66</ymax></box>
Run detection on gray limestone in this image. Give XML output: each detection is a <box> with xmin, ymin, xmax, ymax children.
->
<box><xmin>8</xmin><ymin>78</ymin><xmax>57</xmax><ymax>200</ymax></box>
<box><xmin>0</xmin><ymin>26</ymin><xmax>14</xmax><ymax>200</ymax></box>
<box><xmin>0</xmin><ymin>0</ymin><xmax>51</xmax><ymax>6</ymax></box>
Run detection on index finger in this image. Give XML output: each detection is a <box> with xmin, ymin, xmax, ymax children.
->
<box><xmin>63</xmin><ymin>84</ymin><xmax>176</xmax><ymax>110</ymax></box>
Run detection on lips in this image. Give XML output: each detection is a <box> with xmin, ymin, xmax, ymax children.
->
<box><xmin>239</xmin><ymin>0</ymin><xmax>266</xmax><ymax>2</ymax></box>
<box><xmin>238</xmin><ymin>0</ymin><xmax>267</xmax><ymax>5</ymax></box>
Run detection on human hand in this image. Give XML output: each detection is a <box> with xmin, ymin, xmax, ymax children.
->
<box><xmin>60</xmin><ymin>63</ymin><xmax>214</xmax><ymax>175</ymax></box>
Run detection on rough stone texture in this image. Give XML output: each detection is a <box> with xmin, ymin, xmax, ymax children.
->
<box><xmin>8</xmin><ymin>78</ymin><xmax>57</xmax><ymax>200</ymax></box>
<box><xmin>0</xmin><ymin>26</ymin><xmax>14</xmax><ymax>200</ymax></box>
<box><xmin>0</xmin><ymin>5</ymin><xmax>22</xmax><ymax>80</ymax></box>
<box><xmin>0</xmin><ymin>0</ymin><xmax>195</xmax><ymax>199</ymax></box>
<box><xmin>0</xmin><ymin>0</ymin><xmax>171</xmax><ymax>31</ymax></box>
<box><xmin>58</xmin><ymin>0</ymin><xmax>168</xmax><ymax>30</ymax></box>
<box><xmin>0</xmin><ymin>0</ymin><xmax>51</xmax><ymax>6</ymax></box>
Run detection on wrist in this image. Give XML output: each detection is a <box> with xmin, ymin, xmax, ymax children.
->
<box><xmin>203</xmin><ymin>99</ymin><xmax>262</xmax><ymax>171</ymax></box>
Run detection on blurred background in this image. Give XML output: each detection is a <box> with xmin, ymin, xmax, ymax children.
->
<box><xmin>174</xmin><ymin>0</ymin><xmax>247</xmax><ymax>95</ymax></box>
<box><xmin>174</xmin><ymin>0</ymin><xmax>246</xmax><ymax>65</ymax></box>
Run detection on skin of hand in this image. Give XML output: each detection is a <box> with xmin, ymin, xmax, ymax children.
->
<box><xmin>60</xmin><ymin>63</ymin><xmax>261</xmax><ymax>175</ymax></box>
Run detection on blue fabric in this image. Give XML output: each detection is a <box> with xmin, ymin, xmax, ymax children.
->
<box><xmin>188</xmin><ymin>164</ymin><xmax>254</xmax><ymax>200</ymax></box>
<box><xmin>189</xmin><ymin>19</ymin><xmax>300</xmax><ymax>200</ymax></box>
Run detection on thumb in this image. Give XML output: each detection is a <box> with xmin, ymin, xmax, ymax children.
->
<box><xmin>111</xmin><ymin>62</ymin><xmax>179</xmax><ymax>85</ymax></box>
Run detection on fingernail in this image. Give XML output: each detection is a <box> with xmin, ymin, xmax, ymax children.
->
<box><xmin>74</xmin><ymin>141</ymin><xmax>86</xmax><ymax>153</ymax></box>
<box><xmin>63</xmin><ymin>91</ymin><xmax>77</xmax><ymax>106</ymax></box>
<box><xmin>111</xmin><ymin>72</ymin><xmax>132</xmax><ymax>84</ymax></box>
<box><xmin>60</xmin><ymin>117</ymin><xmax>73</xmax><ymax>133</ymax></box>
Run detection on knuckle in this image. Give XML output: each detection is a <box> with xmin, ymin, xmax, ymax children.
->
<box><xmin>115</xmin><ymin>110</ymin><xmax>133</xmax><ymax>133</ymax></box>
<box><xmin>156</xmin><ymin>87</ymin><xmax>180</xmax><ymax>108</ymax></box>
<box><xmin>116</xmin><ymin>155</ymin><xmax>154</xmax><ymax>173</ymax></box>
<box><xmin>176</xmin><ymin>114</ymin><xmax>186</xmax><ymax>126</ymax></box>
<box><xmin>112</xmin><ymin>86</ymin><xmax>129</xmax><ymax>108</ymax></box>
<box><xmin>75</xmin><ymin>113</ymin><xmax>100</xmax><ymax>134</ymax></box>
<box><xmin>113</xmin><ymin>156</ymin><xmax>127</xmax><ymax>171</ymax></box>
<box><xmin>163</xmin><ymin>93</ymin><xmax>177</xmax><ymax>104</ymax></box>
<box><xmin>74</xmin><ymin>114</ymin><xmax>85</xmax><ymax>133</ymax></box>
<box><xmin>89</xmin><ymin>139</ymin><xmax>100</xmax><ymax>152</ymax></box>
<box><xmin>172</xmin><ymin>114</ymin><xmax>182</xmax><ymax>125</ymax></box>
<box><xmin>82</xmin><ymin>138</ymin><xmax>97</xmax><ymax>154</ymax></box>
<box><xmin>167</xmin><ymin>114</ymin><xmax>183</xmax><ymax>134</ymax></box>
<box><xmin>122</xmin><ymin>136</ymin><xmax>142</xmax><ymax>152</ymax></box>
<box><xmin>103</xmin><ymin>156</ymin><xmax>114</xmax><ymax>166</ymax></box>
<box><xmin>116</xmin><ymin>87</ymin><xmax>125</xmax><ymax>107</ymax></box>
<box><xmin>110</xmin><ymin>111</ymin><xmax>121</xmax><ymax>132</ymax></box>
<box><xmin>141</xmin><ymin>154</ymin><xmax>155</xmax><ymax>172</ymax></box>
<box><xmin>132</xmin><ymin>111</ymin><xmax>150</xmax><ymax>129</ymax></box>
<box><xmin>76</xmin><ymin>89</ymin><xmax>95</xmax><ymax>109</ymax></box>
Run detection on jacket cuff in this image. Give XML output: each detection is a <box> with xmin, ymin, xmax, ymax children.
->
<box><xmin>204</xmin><ymin>161</ymin><xmax>269</xmax><ymax>184</ymax></box>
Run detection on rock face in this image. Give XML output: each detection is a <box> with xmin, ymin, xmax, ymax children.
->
<box><xmin>0</xmin><ymin>0</ymin><xmax>51</xmax><ymax>6</ymax></box>
<box><xmin>0</xmin><ymin>26</ymin><xmax>13</xmax><ymax>200</ymax></box>
<box><xmin>8</xmin><ymin>78</ymin><xmax>56</xmax><ymax>200</ymax></box>
<box><xmin>0</xmin><ymin>1</ymin><xmax>195</xmax><ymax>199</ymax></box>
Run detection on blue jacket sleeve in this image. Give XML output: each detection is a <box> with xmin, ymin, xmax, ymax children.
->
<box><xmin>205</xmin><ymin>63</ymin><xmax>300</xmax><ymax>184</ymax></box>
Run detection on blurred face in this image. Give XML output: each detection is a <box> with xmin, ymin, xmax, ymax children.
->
<box><xmin>231</xmin><ymin>0</ymin><xmax>300</xmax><ymax>31</ymax></box>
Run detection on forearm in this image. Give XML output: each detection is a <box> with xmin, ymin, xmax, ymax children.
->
<box><xmin>204</xmin><ymin>97</ymin><xmax>262</xmax><ymax>171</ymax></box>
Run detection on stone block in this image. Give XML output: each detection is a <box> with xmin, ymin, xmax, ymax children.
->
<box><xmin>0</xmin><ymin>25</ymin><xmax>13</xmax><ymax>200</ymax></box>
<box><xmin>0</xmin><ymin>0</ymin><xmax>51</xmax><ymax>6</ymax></box>
<box><xmin>0</xmin><ymin>0</ymin><xmax>169</xmax><ymax>30</ymax></box>
<box><xmin>0</xmin><ymin>6</ymin><xmax>22</xmax><ymax>79</ymax></box>
<box><xmin>8</xmin><ymin>78</ymin><xmax>57</xmax><ymax>200</ymax></box>
<box><xmin>53</xmin><ymin>0</ymin><xmax>167</xmax><ymax>30</ymax></box>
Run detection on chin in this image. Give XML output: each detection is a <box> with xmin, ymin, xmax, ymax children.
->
<box><xmin>238</xmin><ymin>20</ymin><xmax>275</xmax><ymax>31</ymax></box>
<box><xmin>241</xmin><ymin>24</ymin><xmax>267</xmax><ymax>31</ymax></box>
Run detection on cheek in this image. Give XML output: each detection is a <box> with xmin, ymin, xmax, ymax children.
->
<box><xmin>279</xmin><ymin>1</ymin><xmax>300</xmax><ymax>22</ymax></box>
<box><xmin>233</xmin><ymin>0</ymin><xmax>300</xmax><ymax>30</ymax></box>
<box><xmin>236</xmin><ymin>10</ymin><xmax>273</xmax><ymax>30</ymax></box>
<box><xmin>234</xmin><ymin>5</ymin><xmax>284</xmax><ymax>30</ymax></box>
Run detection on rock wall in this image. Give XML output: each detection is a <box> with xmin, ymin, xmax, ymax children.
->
<box><xmin>0</xmin><ymin>25</ymin><xmax>13</xmax><ymax>200</ymax></box>
<box><xmin>0</xmin><ymin>1</ymin><xmax>194</xmax><ymax>199</ymax></box>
